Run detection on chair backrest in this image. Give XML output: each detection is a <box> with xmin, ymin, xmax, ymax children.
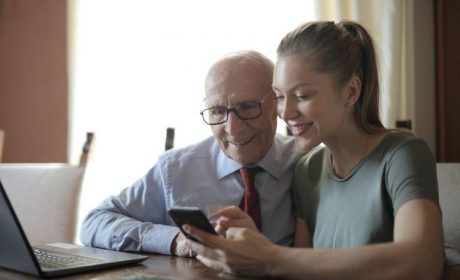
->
<box><xmin>437</xmin><ymin>163</ymin><xmax>460</xmax><ymax>251</ymax></box>
<box><xmin>165</xmin><ymin>127</ymin><xmax>175</xmax><ymax>151</ymax></box>
<box><xmin>79</xmin><ymin>132</ymin><xmax>94</xmax><ymax>166</ymax></box>
<box><xmin>0</xmin><ymin>129</ymin><xmax>4</xmax><ymax>162</ymax></box>
<box><xmin>0</xmin><ymin>164</ymin><xmax>85</xmax><ymax>244</ymax></box>
<box><xmin>0</xmin><ymin>132</ymin><xmax>94</xmax><ymax>244</ymax></box>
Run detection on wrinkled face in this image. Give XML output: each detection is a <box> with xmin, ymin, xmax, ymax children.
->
<box><xmin>273</xmin><ymin>55</ymin><xmax>350</xmax><ymax>150</ymax></box>
<box><xmin>205</xmin><ymin>61</ymin><xmax>277</xmax><ymax>166</ymax></box>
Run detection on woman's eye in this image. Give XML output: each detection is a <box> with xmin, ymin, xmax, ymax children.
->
<box><xmin>296</xmin><ymin>94</ymin><xmax>310</xmax><ymax>101</ymax></box>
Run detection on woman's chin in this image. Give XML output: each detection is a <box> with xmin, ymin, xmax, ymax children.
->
<box><xmin>295</xmin><ymin>137</ymin><xmax>320</xmax><ymax>151</ymax></box>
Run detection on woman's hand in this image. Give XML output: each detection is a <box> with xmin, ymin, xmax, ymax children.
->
<box><xmin>184</xmin><ymin>224</ymin><xmax>279</xmax><ymax>277</ymax></box>
<box><xmin>210</xmin><ymin>206</ymin><xmax>259</xmax><ymax>237</ymax></box>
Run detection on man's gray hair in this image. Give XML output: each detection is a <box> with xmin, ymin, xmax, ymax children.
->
<box><xmin>205</xmin><ymin>50</ymin><xmax>274</xmax><ymax>94</ymax></box>
<box><xmin>219</xmin><ymin>50</ymin><xmax>274</xmax><ymax>76</ymax></box>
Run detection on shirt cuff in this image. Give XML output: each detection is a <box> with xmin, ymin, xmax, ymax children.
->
<box><xmin>141</xmin><ymin>225</ymin><xmax>181</xmax><ymax>255</ymax></box>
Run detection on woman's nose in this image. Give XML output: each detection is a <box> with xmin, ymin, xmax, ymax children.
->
<box><xmin>277</xmin><ymin>97</ymin><xmax>299</xmax><ymax>121</ymax></box>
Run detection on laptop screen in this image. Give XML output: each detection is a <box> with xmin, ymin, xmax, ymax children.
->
<box><xmin>0</xmin><ymin>179</ymin><xmax>147</xmax><ymax>278</ymax></box>
<box><xmin>0</xmin><ymin>180</ymin><xmax>41</xmax><ymax>276</ymax></box>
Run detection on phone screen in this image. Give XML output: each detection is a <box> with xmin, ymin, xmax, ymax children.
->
<box><xmin>168</xmin><ymin>206</ymin><xmax>217</xmax><ymax>242</ymax></box>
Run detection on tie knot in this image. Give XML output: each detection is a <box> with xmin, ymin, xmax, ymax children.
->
<box><xmin>239</xmin><ymin>167</ymin><xmax>261</xmax><ymax>191</ymax></box>
<box><xmin>239</xmin><ymin>166</ymin><xmax>260</xmax><ymax>177</ymax></box>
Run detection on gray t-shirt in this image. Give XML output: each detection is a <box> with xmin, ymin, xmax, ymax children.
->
<box><xmin>292</xmin><ymin>132</ymin><xmax>439</xmax><ymax>248</ymax></box>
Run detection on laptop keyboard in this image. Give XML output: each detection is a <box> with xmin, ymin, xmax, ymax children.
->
<box><xmin>33</xmin><ymin>248</ymin><xmax>103</xmax><ymax>269</ymax></box>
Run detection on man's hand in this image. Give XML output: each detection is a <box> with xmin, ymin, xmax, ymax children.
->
<box><xmin>170</xmin><ymin>232</ymin><xmax>196</xmax><ymax>257</ymax></box>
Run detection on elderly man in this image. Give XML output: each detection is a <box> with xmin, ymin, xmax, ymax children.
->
<box><xmin>80</xmin><ymin>50</ymin><xmax>303</xmax><ymax>256</ymax></box>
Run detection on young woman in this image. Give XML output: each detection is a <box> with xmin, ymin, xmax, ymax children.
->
<box><xmin>184</xmin><ymin>21</ymin><xmax>444</xmax><ymax>280</ymax></box>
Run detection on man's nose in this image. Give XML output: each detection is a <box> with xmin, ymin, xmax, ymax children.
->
<box><xmin>225</xmin><ymin>112</ymin><xmax>246</xmax><ymax>135</ymax></box>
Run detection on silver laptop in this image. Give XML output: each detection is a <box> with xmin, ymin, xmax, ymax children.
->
<box><xmin>0</xmin><ymin>179</ymin><xmax>148</xmax><ymax>277</ymax></box>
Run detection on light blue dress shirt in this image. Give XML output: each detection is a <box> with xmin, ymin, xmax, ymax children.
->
<box><xmin>80</xmin><ymin>134</ymin><xmax>303</xmax><ymax>255</ymax></box>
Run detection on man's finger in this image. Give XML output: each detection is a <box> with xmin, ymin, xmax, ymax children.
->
<box><xmin>187</xmin><ymin>238</ymin><xmax>205</xmax><ymax>254</ymax></box>
<box><xmin>187</xmin><ymin>238</ymin><xmax>222</xmax><ymax>261</ymax></box>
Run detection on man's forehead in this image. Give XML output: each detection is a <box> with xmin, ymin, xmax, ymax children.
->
<box><xmin>204</xmin><ymin>69</ymin><xmax>246</xmax><ymax>107</ymax></box>
<box><xmin>203</xmin><ymin>59</ymin><xmax>272</xmax><ymax>107</ymax></box>
<box><xmin>204</xmin><ymin>92</ymin><xmax>239</xmax><ymax>107</ymax></box>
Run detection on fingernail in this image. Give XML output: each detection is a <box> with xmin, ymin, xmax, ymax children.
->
<box><xmin>182</xmin><ymin>225</ymin><xmax>190</xmax><ymax>232</ymax></box>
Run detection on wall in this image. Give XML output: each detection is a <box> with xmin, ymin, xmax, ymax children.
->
<box><xmin>0</xmin><ymin>0</ymin><xmax>68</xmax><ymax>162</ymax></box>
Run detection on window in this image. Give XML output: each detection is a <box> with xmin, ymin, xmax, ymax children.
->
<box><xmin>69</xmin><ymin>0</ymin><xmax>316</xmax><ymax>212</ymax></box>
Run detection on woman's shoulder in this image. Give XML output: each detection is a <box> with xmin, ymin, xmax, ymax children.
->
<box><xmin>382</xmin><ymin>130</ymin><xmax>420</xmax><ymax>142</ymax></box>
<box><xmin>295</xmin><ymin>145</ymin><xmax>328</xmax><ymax>170</ymax></box>
<box><xmin>293</xmin><ymin>145</ymin><xmax>329</xmax><ymax>189</ymax></box>
<box><xmin>377</xmin><ymin>131</ymin><xmax>434</xmax><ymax>162</ymax></box>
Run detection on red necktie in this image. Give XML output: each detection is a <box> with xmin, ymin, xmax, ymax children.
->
<box><xmin>239</xmin><ymin>167</ymin><xmax>262</xmax><ymax>231</ymax></box>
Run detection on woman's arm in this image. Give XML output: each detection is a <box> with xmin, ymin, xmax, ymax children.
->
<box><xmin>187</xmin><ymin>199</ymin><xmax>444</xmax><ymax>280</ymax></box>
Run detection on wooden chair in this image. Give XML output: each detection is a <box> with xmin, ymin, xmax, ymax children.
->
<box><xmin>0</xmin><ymin>132</ymin><xmax>94</xmax><ymax>244</ymax></box>
<box><xmin>165</xmin><ymin>127</ymin><xmax>175</xmax><ymax>151</ymax></box>
<box><xmin>437</xmin><ymin>163</ymin><xmax>460</xmax><ymax>279</ymax></box>
<box><xmin>79</xmin><ymin>132</ymin><xmax>94</xmax><ymax>166</ymax></box>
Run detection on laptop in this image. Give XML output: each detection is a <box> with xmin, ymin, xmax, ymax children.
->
<box><xmin>0</xmin><ymin>179</ymin><xmax>148</xmax><ymax>277</ymax></box>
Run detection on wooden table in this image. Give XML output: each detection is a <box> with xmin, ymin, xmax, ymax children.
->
<box><xmin>0</xmin><ymin>254</ymin><xmax>262</xmax><ymax>280</ymax></box>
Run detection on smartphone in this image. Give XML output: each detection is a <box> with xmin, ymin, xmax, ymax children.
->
<box><xmin>168</xmin><ymin>206</ymin><xmax>217</xmax><ymax>242</ymax></box>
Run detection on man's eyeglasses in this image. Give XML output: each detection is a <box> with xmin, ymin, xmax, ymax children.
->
<box><xmin>200</xmin><ymin>93</ymin><xmax>273</xmax><ymax>125</ymax></box>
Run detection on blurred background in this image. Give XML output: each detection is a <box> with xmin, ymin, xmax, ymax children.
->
<box><xmin>0</xmin><ymin>0</ymin><xmax>459</xmax><ymax>219</ymax></box>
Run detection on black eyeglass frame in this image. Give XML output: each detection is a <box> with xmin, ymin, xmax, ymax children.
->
<box><xmin>200</xmin><ymin>92</ymin><xmax>274</xmax><ymax>125</ymax></box>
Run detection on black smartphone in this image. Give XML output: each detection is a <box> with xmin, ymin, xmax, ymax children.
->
<box><xmin>168</xmin><ymin>206</ymin><xmax>217</xmax><ymax>242</ymax></box>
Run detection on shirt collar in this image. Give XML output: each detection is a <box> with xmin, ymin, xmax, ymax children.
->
<box><xmin>215</xmin><ymin>138</ymin><xmax>282</xmax><ymax>180</ymax></box>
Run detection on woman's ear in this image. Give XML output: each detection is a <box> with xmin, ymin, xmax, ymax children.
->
<box><xmin>344</xmin><ymin>76</ymin><xmax>362</xmax><ymax>108</ymax></box>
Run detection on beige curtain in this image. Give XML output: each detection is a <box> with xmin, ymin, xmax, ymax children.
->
<box><xmin>314</xmin><ymin>0</ymin><xmax>436</xmax><ymax>152</ymax></box>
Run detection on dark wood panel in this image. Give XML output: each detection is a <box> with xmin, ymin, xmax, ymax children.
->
<box><xmin>435</xmin><ymin>0</ymin><xmax>460</xmax><ymax>162</ymax></box>
<box><xmin>0</xmin><ymin>0</ymin><xmax>68</xmax><ymax>162</ymax></box>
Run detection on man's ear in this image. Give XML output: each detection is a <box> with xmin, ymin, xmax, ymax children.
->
<box><xmin>344</xmin><ymin>76</ymin><xmax>362</xmax><ymax>108</ymax></box>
